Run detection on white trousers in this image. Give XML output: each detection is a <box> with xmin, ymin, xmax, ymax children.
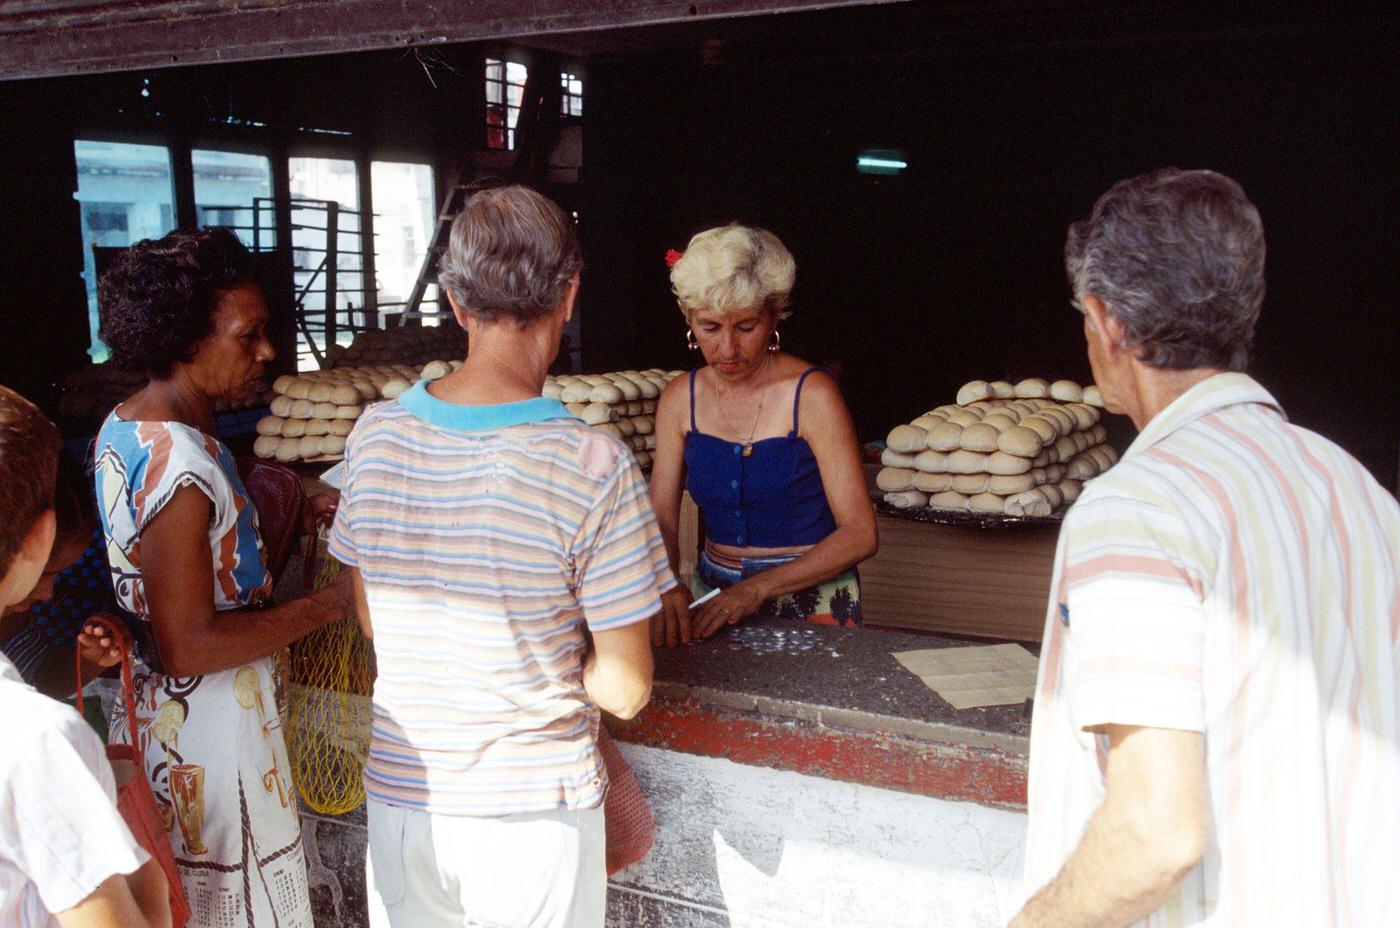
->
<box><xmin>365</xmin><ymin>799</ymin><xmax>607</xmax><ymax>928</ymax></box>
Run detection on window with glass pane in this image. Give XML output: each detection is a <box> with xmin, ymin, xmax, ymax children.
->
<box><xmin>560</xmin><ymin>72</ymin><xmax>583</xmax><ymax>117</ymax></box>
<box><xmin>485</xmin><ymin>57</ymin><xmax>528</xmax><ymax>149</ymax></box>
<box><xmin>73</xmin><ymin>140</ymin><xmax>176</xmax><ymax>362</ymax></box>
<box><xmin>193</xmin><ymin>150</ymin><xmax>274</xmax><ymax>249</ymax></box>
<box><xmin>288</xmin><ymin>157</ymin><xmax>365</xmax><ymax>370</ymax></box>
<box><xmin>371</xmin><ymin>161</ymin><xmax>438</xmax><ymax>322</ymax></box>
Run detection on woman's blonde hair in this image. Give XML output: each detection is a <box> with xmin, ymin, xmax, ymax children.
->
<box><xmin>670</xmin><ymin>224</ymin><xmax>795</xmax><ymax>320</ymax></box>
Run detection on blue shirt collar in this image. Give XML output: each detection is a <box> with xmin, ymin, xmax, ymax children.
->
<box><xmin>398</xmin><ymin>380</ymin><xmax>576</xmax><ymax>432</ymax></box>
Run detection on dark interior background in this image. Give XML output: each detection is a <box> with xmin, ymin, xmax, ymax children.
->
<box><xmin>0</xmin><ymin>4</ymin><xmax>1394</xmax><ymax>486</ymax></box>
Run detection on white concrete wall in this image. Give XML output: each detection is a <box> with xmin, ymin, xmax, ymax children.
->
<box><xmin>609</xmin><ymin>742</ymin><xmax>1027</xmax><ymax>928</ymax></box>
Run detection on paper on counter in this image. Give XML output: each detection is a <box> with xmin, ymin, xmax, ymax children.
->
<box><xmin>319</xmin><ymin>460</ymin><xmax>348</xmax><ymax>491</ymax></box>
<box><xmin>891</xmin><ymin>643</ymin><xmax>1039</xmax><ymax>710</ymax></box>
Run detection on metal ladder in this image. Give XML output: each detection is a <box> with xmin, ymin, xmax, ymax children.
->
<box><xmin>395</xmin><ymin>179</ymin><xmax>487</xmax><ymax>325</ymax></box>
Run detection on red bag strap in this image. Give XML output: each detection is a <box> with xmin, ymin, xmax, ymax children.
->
<box><xmin>74</xmin><ymin>620</ymin><xmax>141</xmax><ymax>753</ymax></box>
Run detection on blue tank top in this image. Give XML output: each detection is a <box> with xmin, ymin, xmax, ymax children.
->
<box><xmin>684</xmin><ymin>367</ymin><xmax>838</xmax><ymax>548</ymax></box>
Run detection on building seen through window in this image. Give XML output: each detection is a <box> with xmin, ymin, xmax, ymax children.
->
<box><xmin>73</xmin><ymin>140</ymin><xmax>176</xmax><ymax>362</ymax></box>
<box><xmin>193</xmin><ymin>149</ymin><xmax>274</xmax><ymax>249</ymax></box>
<box><xmin>371</xmin><ymin>161</ymin><xmax>438</xmax><ymax>322</ymax></box>
<box><xmin>561</xmin><ymin>72</ymin><xmax>583</xmax><ymax>117</ymax></box>
<box><xmin>485</xmin><ymin>58</ymin><xmax>528</xmax><ymax>150</ymax></box>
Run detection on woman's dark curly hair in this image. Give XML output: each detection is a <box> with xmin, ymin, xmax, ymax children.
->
<box><xmin>98</xmin><ymin>227</ymin><xmax>254</xmax><ymax>378</ymax></box>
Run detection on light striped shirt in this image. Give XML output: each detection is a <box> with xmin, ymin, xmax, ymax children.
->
<box><xmin>329</xmin><ymin>383</ymin><xmax>675</xmax><ymax>816</ymax></box>
<box><xmin>1025</xmin><ymin>373</ymin><xmax>1400</xmax><ymax>926</ymax></box>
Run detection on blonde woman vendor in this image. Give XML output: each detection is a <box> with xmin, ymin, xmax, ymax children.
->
<box><xmin>650</xmin><ymin>224</ymin><xmax>878</xmax><ymax>646</ymax></box>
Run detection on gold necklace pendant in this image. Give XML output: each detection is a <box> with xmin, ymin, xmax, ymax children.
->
<box><xmin>742</xmin><ymin>443</ymin><xmax>754</xmax><ymax>457</ymax></box>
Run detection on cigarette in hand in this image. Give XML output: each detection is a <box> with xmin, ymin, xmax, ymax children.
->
<box><xmin>689</xmin><ymin>588</ymin><xmax>721</xmax><ymax>610</ymax></box>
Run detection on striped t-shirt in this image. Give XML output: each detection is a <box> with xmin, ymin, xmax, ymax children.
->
<box><xmin>328</xmin><ymin>382</ymin><xmax>675</xmax><ymax>816</ymax></box>
<box><xmin>1024</xmin><ymin>373</ymin><xmax>1400</xmax><ymax>926</ymax></box>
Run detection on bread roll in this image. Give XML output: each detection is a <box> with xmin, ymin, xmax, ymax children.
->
<box><xmin>287</xmin><ymin>399</ymin><xmax>312</xmax><ymax>419</ymax></box>
<box><xmin>956</xmin><ymin>380</ymin><xmax>993</xmax><ymax>405</ymax></box>
<box><xmin>997</xmin><ymin>426</ymin><xmax>1043</xmax><ymax>458</ymax></box>
<box><xmin>1040</xmin><ymin>482</ymin><xmax>1065</xmax><ymax>509</ymax></box>
<box><xmin>611</xmin><ymin>378</ymin><xmax>641</xmax><ymax>401</ymax></box>
<box><xmin>281</xmin><ymin>418</ymin><xmax>307</xmax><ymax>438</ymax></box>
<box><xmin>883</xmin><ymin>490</ymin><xmax>929</xmax><ymax>510</ymax></box>
<box><xmin>307</xmin><ymin>382</ymin><xmax>333</xmax><ymax>403</ymax></box>
<box><xmin>311</xmin><ymin>402</ymin><xmax>337</xmax><ymax>419</ymax></box>
<box><xmin>253</xmin><ymin>436</ymin><xmax>279</xmax><ymax>458</ymax></box>
<box><xmin>1004</xmin><ymin>488</ymin><xmax>1051</xmax><ymax>517</ymax></box>
<box><xmin>913</xmin><ymin>471</ymin><xmax>954</xmax><ymax>493</ymax></box>
<box><xmin>944</xmin><ymin>450</ymin><xmax>988</xmax><ymax>474</ymax></box>
<box><xmin>987</xmin><ymin>451</ymin><xmax>1033</xmax><ymax>475</ymax></box>
<box><xmin>298</xmin><ymin>436</ymin><xmax>324</xmax><ymax>458</ymax></box>
<box><xmin>980</xmin><ymin>413</ymin><xmax>1018</xmax><ymax>432</ymax></box>
<box><xmin>886</xmin><ymin>424</ymin><xmax>928</xmax><ymax>454</ymax></box>
<box><xmin>1071</xmin><ymin>430</ymin><xmax>1093</xmax><ymax>453</ymax></box>
<box><xmin>272</xmin><ymin>374</ymin><xmax>295</xmax><ymax>394</ymax></box>
<box><xmin>615</xmin><ymin>417</ymin><xmax>636</xmax><ymax>437</ymax></box>
<box><xmin>565</xmin><ymin>402</ymin><xmax>587</xmax><ymax>416</ymax></box>
<box><xmin>305</xmin><ymin>418</ymin><xmax>331</xmax><ymax>437</ymax></box>
<box><xmin>559</xmin><ymin>381</ymin><xmax>591</xmax><ymax>403</ymax></box>
<box><xmin>1043</xmin><ymin>463</ymin><xmax>1067</xmax><ymax>483</ymax></box>
<box><xmin>1066</xmin><ymin>403</ymin><xmax>1098</xmax><ymax>430</ymax></box>
<box><xmin>594</xmin><ymin>422</ymin><xmax>623</xmax><ymax>438</ymax></box>
<box><xmin>581</xmin><ymin>403</ymin><xmax>615</xmax><ymax>425</ymax></box>
<box><xmin>329</xmin><ymin>419</ymin><xmax>355</xmax><ymax>437</ymax></box>
<box><xmin>910</xmin><ymin>414</ymin><xmax>944</xmax><ymax>432</ymax></box>
<box><xmin>381</xmin><ymin>378</ymin><xmax>411</xmax><ymax>400</ymax></box>
<box><xmin>633</xmin><ymin>451</ymin><xmax>652</xmax><ymax>469</ymax></box>
<box><xmin>641</xmin><ymin>400</ymin><xmax>657</xmax><ymax>415</ymax></box>
<box><xmin>643</xmin><ymin>434</ymin><xmax>656</xmax><ymax>451</ymax></box>
<box><xmin>632</xmin><ymin>416</ymin><xmax>654</xmax><ymax>436</ymax></box>
<box><xmin>330</xmin><ymin>384</ymin><xmax>361</xmax><ymax>406</ymax></box>
<box><xmin>1058</xmin><ymin>479</ymin><xmax>1082</xmax><ymax>503</ymax></box>
<box><xmin>877</xmin><ymin>467</ymin><xmax>917</xmax><ymax>492</ymax></box>
<box><xmin>969</xmin><ymin>492</ymin><xmax>1005</xmax><ymax>514</ymax></box>
<box><xmin>1067</xmin><ymin>453</ymin><xmax>1099</xmax><ymax>481</ymax></box>
<box><xmin>1090</xmin><ymin>424</ymin><xmax>1108</xmax><ymax>445</ymax></box>
<box><xmin>352</xmin><ymin>381</ymin><xmax>378</xmax><ymax>402</ymax></box>
<box><xmin>587</xmin><ymin>383</ymin><xmax>624</xmax><ymax>405</ymax></box>
<box><xmin>988</xmin><ymin>380</ymin><xmax>1016</xmax><ymax>399</ymax></box>
<box><xmin>945</xmin><ymin>408</ymin><xmax>982</xmax><ymax>428</ymax></box>
<box><xmin>1053</xmin><ymin>435</ymin><xmax>1078</xmax><ymax>461</ymax></box>
<box><xmin>256</xmin><ymin>415</ymin><xmax>284</xmax><ymax>437</ymax></box>
<box><xmin>1032</xmin><ymin>449</ymin><xmax>1052</xmax><ymax>468</ymax></box>
<box><xmin>334</xmin><ymin>405</ymin><xmax>363</xmax><ymax>419</ymax></box>
<box><xmin>541</xmin><ymin>381</ymin><xmax>564</xmax><ymax>399</ymax></box>
<box><xmin>421</xmin><ymin>360</ymin><xmax>451</xmax><ymax>381</ymax></box>
<box><xmin>912</xmin><ymin>450</ymin><xmax>948</xmax><ymax>473</ymax></box>
<box><xmin>1041</xmin><ymin>407</ymin><xmax>1076</xmax><ymax>435</ymax></box>
<box><xmin>286</xmin><ymin>378</ymin><xmax>311</xmax><ymax>400</ymax></box>
<box><xmin>634</xmin><ymin>378</ymin><xmax>661</xmax><ymax>399</ymax></box>
<box><xmin>953</xmin><ymin>473</ymin><xmax>991</xmax><ymax>495</ymax></box>
<box><xmin>925</xmin><ymin>421</ymin><xmax>963</xmax><ymax>452</ymax></box>
<box><xmin>1083</xmin><ymin>385</ymin><xmax>1104</xmax><ymax>408</ymax></box>
<box><xmin>274</xmin><ymin>438</ymin><xmax>301</xmax><ymax>462</ymax></box>
<box><xmin>1014</xmin><ymin>378</ymin><xmax>1050</xmax><ymax>399</ymax></box>
<box><xmin>881</xmin><ymin>449</ymin><xmax>918</xmax><ymax>468</ymax></box>
<box><xmin>626</xmin><ymin>434</ymin><xmax>646</xmax><ymax>451</ymax></box>
<box><xmin>1049</xmin><ymin>380</ymin><xmax>1083</xmax><ymax>403</ymax></box>
<box><xmin>988</xmin><ymin>472</ymin><xmax>1037</xmax><ymax>495</ymax></box>
<box><xmin>958</xmin><ymin>423</ymin><xmax>1001</xmax><ymax>453</ymax></box>
<box><xmin>1020</xmin><ymin>416</ymin><xmax>1058</xmax><ymax>443</ymax></box>
<box><xmin>270</xmin><ymin>396</ymin><xmax>293</xmax><ymax>418</ymax></box>
<box><xmin>928</xmin><ymin>490</ymin><xmax>970</xmax><ymax>511</ymax></box>
<box><xmin>320</xmin><ymin>435</ymin><xmax>347</xmax><ymax>457</ymax></box>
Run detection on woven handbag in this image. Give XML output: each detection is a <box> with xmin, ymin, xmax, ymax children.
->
<box><xmin>598</xmin><ymin>728</ymin><xmax>655</xmax><ymax>875</ymax></box>
<box><xmin>76</xmin><ymin>622</ymin><xmax>191</xmax><ymax>927</ymax></box>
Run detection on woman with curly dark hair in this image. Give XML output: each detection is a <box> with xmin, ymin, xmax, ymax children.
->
<box><xmin>92</xmin><ymin>227</ymin><xmax>351</xmax><ymax>928</ymax></box>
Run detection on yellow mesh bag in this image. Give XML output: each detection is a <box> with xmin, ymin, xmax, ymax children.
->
<box><xmin>285</xmin><ymin>532</ymin><xmax>374</xmax><ymax>814</ymax></box>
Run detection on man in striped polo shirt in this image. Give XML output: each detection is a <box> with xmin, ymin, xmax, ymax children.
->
<box><xmin>1013</xmin><ymin>169</ymin><xmax>1399</xmax><ymax>926</ymax></box>
<box><xmin>330</xmin><ymin>185</ymin><xmax>672</xmax><ymax>928</ymax></box>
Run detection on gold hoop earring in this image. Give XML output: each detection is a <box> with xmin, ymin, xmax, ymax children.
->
<box><xmin>685</xmin><ymin>328</ymin><xmax>699</xmax><ymax>351</ymax></box>
<box><xmin>769</xmin><ymin>330</ymin><xmax>781</xmax><ymax>353</ymax></box>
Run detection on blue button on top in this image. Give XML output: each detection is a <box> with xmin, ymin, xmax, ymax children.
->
<box><xmin>730</xmin><ymin>479</ymin><xmax>738</xmax><ymax>489</ymax></box>
<box><xmin>733</xmin><ymin>445</ymin><xmax>742</xmax><ymax>455</ymax></box>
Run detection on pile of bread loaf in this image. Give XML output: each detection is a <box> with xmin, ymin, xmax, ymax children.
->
<box><xmin>323</xmin><ymin>324</ymin><xmax>465</xmax><ymax>369</ymax></box>
<box><xmin>255</xmin><ymin>364</ymin><xmax>682</xmax><ymax>467</ymax></box>
<box><xmin>542</xmin><ymin>369</ymin><xmax>681</xmax><ymax>470</ymax></box>
<box><xmin>57</xmin><ymin>363</ymin><xmax>267</xmax><ymax>420</ymax></box>
<box><xmin>253</xmin><ymin>360</ymin><xmax>460</xmax><ymax>463</ymax></box>
<box><xmin>876</xmin><ymin>378</ymin><xmax>1118</xmax><ymax>517</ymax></box>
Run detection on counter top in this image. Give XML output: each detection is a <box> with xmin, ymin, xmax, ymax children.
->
<box><xmin>610</xmin><ymin>618</ymin><xmax>1034</xmax><ymax>808</ymax></box>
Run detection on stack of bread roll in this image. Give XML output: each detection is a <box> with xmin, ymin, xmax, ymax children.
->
<box><xmin>542</xmin><ymin>369</ymin><xmax>681</xmax><ymax>470</ymax></box>
<box><xmin>253</xmin><ymin>360</ymin><xmax>462</xmax><ymax>463</ymax></box>
<box><xmin>324</xmin><ymin>325</ymin><xmax>465</xmax><ymax>369</ymax></box>
<box><xmin>876</xmin><ymin>378</ymin><xmax>1117</xmax><ymax>517</ymax></box>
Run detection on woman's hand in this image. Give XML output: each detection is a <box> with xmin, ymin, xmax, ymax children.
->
<box><xmin>690</xmin><ymin>580</ymin><xmax>768</xmax><ymax>639</ymax></box>
<box><xmin>652</xmin><ymin>585</ymin><xmax>694</xmax><ymax>647</ymax></box>
<box><xmin>76</xmin><ymin>614</ymin><xmax>126</xmax><ymax>669</ymax></box>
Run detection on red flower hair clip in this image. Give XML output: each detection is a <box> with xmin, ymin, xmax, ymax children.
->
<box><xmin>665</xmin><ymin>248</ymin><xmax>684</xmax><ymax>268</ymax></box>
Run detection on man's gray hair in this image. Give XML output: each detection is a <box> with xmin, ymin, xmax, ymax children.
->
<box><xmin>438</xmin><ymin>185</ymin><xmax>582</xmax><ymax>327</ymax></box>
<box><xmin>1065</xmin><ymin>168</ymin><xmax>1266</xmax><ymax>372</ymax></box>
